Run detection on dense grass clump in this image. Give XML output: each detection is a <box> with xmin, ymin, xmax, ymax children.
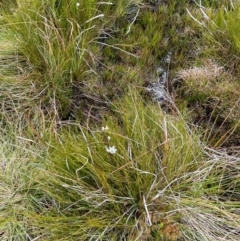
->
<box><xmin>0</xmin><ymin>0</ymin><xmax>144</xmax><ymax>120</ymax></box>
<box><xmin>1</xmin><ymin>0</ymin><xmax>108</xmax><ymax>119</ymax></box>
<box><xmin>25</xmin><ymin>89</ymin><xmax>240</xmax><ymax>240</ymax></box>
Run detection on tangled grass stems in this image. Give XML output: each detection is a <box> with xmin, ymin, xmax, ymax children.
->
<box><xmin>26</xmin><ymin>88</ymin><xmax>240</xmax><ymax>240</ymax></box>
<box><xmin>0</xmin><ymin>130</ymin><xmax>48</xmax><ymax>241</ymax></box>
<box><xmin>1</xmin><ymin>0</ymin><xmax>142</xmax><ymax>120</ymax></box>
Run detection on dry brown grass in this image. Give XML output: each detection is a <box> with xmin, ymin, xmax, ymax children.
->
<box><xmin>176</xmin><ymin>59</ymin><xmax>224</xmax><ymax>83</ymax></box>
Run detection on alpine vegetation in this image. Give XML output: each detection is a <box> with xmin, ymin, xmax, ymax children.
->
<box><xmin>1</xmin><ymin>0</ymin><xmax>240</xmax><ymax>240</ymax></box>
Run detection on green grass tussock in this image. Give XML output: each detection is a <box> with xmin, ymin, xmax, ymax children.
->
<box><xmin>1</xmin><ymin>0</ymin><xmax>143</xmax><ymax>120</ymax></box>
<box><xmin>29</xmin><ymin>89</ymin><xmax>240</xmax><ymax>240</ymax></box>
<box><xmin>1</xmin><ymin>0</ymin><xmax>105</xmax><ymax>119</ymax></box>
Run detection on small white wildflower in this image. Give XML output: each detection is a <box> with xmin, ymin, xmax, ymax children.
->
<box><xmin>106</xmin><ymin>146</ymin><xmax>117</xmax><ymax>154</ymax></box>
<box><xmin>107</xmin><ymin>136</ymin><xmax>111</xmax><ymax>140</ymax></box>
<box><xmin>102</xmin><ymin>125</ymin><xmax>109</xmax><ymax>131</ymax></box>
<box><xmin>76</xmin><ymin>2</ymin><xmax>80</xmax><ymax>7</ymax></box>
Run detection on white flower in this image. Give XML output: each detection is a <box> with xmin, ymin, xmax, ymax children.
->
<box><xmin>76</xmin><ymin>2</ymin><xmax>80</xmax><ymax>7</ymax></box>
<box><xmin>107</xmin><ymin>136</ymin><xmax>111</xmax><ymax>140</ymax></box>
<box><xmin>101</xmin><ymin>125</ymin><xmax>109</xmax><ymax>131</ymax></box>
<box><xmin>106</xmin><ymin>146</ymin><xmax>117</xmax><ymax>154</ymax></box>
